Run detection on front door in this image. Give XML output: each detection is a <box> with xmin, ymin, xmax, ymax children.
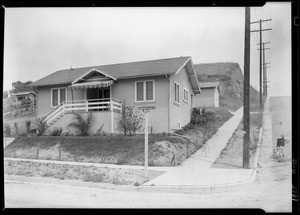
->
<box><xmin>86</xmin><ymin>88</ymin><xmax>110</xmax><ymax>111</ymax></box>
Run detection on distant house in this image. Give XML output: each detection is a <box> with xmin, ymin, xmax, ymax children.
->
<box><xmin>12</xmin><ymin>91</ymin><xmax>36</xmax><ymax>102</ymax></box>
<box><xmin>193</xmin><ymin>82</ymin><xmax>220</xmax><ymax>108</ymax></box>
<box><xmin>28</xmin><ymin>57</ymin><xmax>201</xmax><ymax>134</ymax></box>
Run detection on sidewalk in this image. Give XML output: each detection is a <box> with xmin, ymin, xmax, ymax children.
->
<box><xmin>141</xmin><ymin>106</ymin><xmax>256</xmax><ymax>191</ymax></box>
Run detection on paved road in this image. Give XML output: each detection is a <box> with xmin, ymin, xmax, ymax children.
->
<box><xmin>4</xmin><ymin>97</ymin><xmax>292</xmax><ymax>211</ymax></box>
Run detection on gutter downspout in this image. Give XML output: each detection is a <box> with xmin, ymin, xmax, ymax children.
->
<box><xmin>166</xmin><ymin>74</ymin><xmax>171</xmax><ymax>133</ymax></box>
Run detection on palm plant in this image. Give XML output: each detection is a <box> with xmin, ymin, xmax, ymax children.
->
<box><xmin>67</xmin><ymin>112</ymin><xmax>94</xmax><ymax>136</ymax></box>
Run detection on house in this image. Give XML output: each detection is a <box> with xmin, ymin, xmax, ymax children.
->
<box><xmin>193</xmin><ymin>82</ymin><xmax>220</xmax><ymax>108</ymax></box>
<box><xmin>28</xmin><ymin>57</ymin><xmax>201</xmax><ymax>134</ymax></box>
<box><xmin>12</xmin><ymin>91</ymin><xmax>37</xmax><ymax>103</ymax></box>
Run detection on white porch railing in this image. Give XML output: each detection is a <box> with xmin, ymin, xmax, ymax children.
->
<box><xmin>44</xmin><ymin>98</ymin><xmax>122</xmax><ymax>125</ymax></box>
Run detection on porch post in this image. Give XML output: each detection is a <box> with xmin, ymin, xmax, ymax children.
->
<box><xmin>110</xmin><ymin>85</ymin><xmax>114</xmax><ymax>133</ymax></box>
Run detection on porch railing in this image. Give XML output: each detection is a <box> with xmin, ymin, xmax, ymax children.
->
<box><xmin>44</xmin><ymin>98</ymin><xmax>122</xmax><ymax>125</ymax></box>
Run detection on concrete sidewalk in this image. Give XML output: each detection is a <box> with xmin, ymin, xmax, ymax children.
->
<box><xmin>142</xmin><ymin>106</ymin><xmax>254</xmax><ymax>189</ymax></box>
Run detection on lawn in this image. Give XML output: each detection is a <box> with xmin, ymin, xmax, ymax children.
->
<box><xmin>4</xmin><ymin>107</ymin><xmax>233</xmax><ymax>167</ymax></box>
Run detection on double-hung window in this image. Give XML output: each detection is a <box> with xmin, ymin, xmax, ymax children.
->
<box><xmin>183</xmin><ymin>88</ymin><xmax>189</xmax><ymax>103</ymax></box>
<box><xmin>135</xmin><ymin>80</ymin><xmax>155</xmax><ymax>102</ymax></box>
<box><xmin>51</xmin><ymin>88</ymin><xmax>67</xmax><ymax>107</ymax></box>
<box><xmin>174</xmin><ymin>82</ymin><xmax>180</xmax><ymax>104</ymax></box>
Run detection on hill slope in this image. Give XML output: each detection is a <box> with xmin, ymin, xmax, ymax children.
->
<box><xmin>194</xmin><ymin>62</ymin><xmax>259</xmax><ymax>111</ymax></box>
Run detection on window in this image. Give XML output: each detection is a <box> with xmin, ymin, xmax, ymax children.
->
<box><xmin>174</xmin><ymin>82</ymin><xmax>179</xmax><ymax>103</ymax></box>
<box><xmin>51</xmin><ymin>88</ymin><xmax>67</xmax><ymax>107</ymax></box>
<box><xmin>135</xmin><ymin>80</ymin><xmax>155</xmax><ymax>102</ymax></box>
<box><xmin>183</xmin><ymin>88</ymin><xmax>189</xmax><ymax>102</ymax></box>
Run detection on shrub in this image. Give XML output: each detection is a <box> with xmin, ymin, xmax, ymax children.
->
<box><xmin>191</xmin><ymin>108</ymin><xmax>216</xmax><ymax>126</ymax></box>
<box><xmin>25</xmin><ymin>120</ymin><xmax>31</xmax><ymax>133</ymax></box>
<box><xmin>35</xmin><ymin>117</ymin><xmax>47</xmax><ymax>136</ymax></box>
<box><xmin>4</xmin><ymin>124</ymin><xmax>11</xmax><ymax>137</ymax></box>
<box><xmin>67</xmin><ymin>112</ymin><xmax>94</xmax><ymax>136</ymax></box>
<box><xmin>50</xmin><ymin>127</ymin><xmax>63</xmax><ymax>136</ymax></box>
<box><xmin>116</xmin><ymin>106</ymin><xmax>144</xmax><ymax>135</ymax></box>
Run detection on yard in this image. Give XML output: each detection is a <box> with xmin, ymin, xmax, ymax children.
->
<box><xmin>4</xmin><ymin>107</ymin><xmax>233</xmax><ymax>167</ymax></box>
<box><xmin>4</xmin><ymin>159</ymin><xmax>164</xmax><ymax>185</ymax></box>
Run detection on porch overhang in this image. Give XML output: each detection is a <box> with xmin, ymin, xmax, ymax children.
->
<box><xmin>68</xmin><ymin>80</ymin><xmax>115</xmax><ymax>89</ymax></box>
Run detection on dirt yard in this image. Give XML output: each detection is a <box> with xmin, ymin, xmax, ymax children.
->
<box><xmin>4</xmin><ymin>159</ymin><xmax>164</xmax><ymax>185</ymax></box>
<box><xmin>212</xmin><ymin>112</ymin><xmax>262</xmax><ymax>169</ymax></box>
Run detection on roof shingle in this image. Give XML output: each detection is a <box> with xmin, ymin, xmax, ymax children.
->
<box><xmin>29</xmin><ymin>57</ymin><xmax>190</xmax><ymax>87</ymax></box>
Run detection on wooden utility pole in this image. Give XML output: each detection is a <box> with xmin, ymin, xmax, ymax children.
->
<box><xmin>250</xmin><ymin>18</ymin><xmax>272</xmax><ymax>108</ymax></box>
<box><xmin>243</xmin><ymin>7</ymin><xmax>250</xmax><ymax>169</ymax></box>
<box><xmin>257</xmin><ymin>44</ymin><xmax>271</xmax><ymax>96</ymax></box>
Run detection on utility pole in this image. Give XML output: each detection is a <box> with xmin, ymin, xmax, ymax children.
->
<box><xmin>257</xmin><ymin>44</ymin><xmax>271</xmax><ymax>96</ymax></box>
<box><xmin>250</xmin><ymin>18</ymin><xmax>272</xmax><ymax>108</ymax></box>
<box><xmin>243</xmin><ymin>7</ymin><xmax>250</xmax><ymax>169</ymax></box>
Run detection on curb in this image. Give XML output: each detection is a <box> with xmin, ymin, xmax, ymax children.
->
<box><xmin>4</xmin><ymin>157</ymin><xmax>172</xmax><ymax>172</ymax></box>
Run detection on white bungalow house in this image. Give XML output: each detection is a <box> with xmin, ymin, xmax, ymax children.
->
<box><xmin>28</xmin><ymin>56</ymin><xmax>201</xmax><ymax>134</ymax></box>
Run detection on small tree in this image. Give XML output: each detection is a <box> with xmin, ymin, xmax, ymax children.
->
<box><xmin>35</xmin><ymin>117</ymin><xmax>47</xmax><ymax>136</ymax></box>
<box><xmin>116</xmin><ymin>106</ymin><xmax>144</xmax><ymax>135</ymax></box>
<box><xmin>67</xmin><ymin>112</ymin><xmax>94</xmax><ymax>136</ymax></box>
<box><xmin>14</xmin><ymin>122</ymin><xmax>19</xmax><ymax>136</ymax></box>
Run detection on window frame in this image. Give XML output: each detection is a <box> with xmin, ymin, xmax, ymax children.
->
<box><xmin>51</xmin><ymin>87</ymin><xmax>67</xmax><ymax>108</ymax></box>
<box><xmin>174</xmin><ymin>82</ymin><xmax>180</xmax><ymax>104</ymax></box>
<box><xmin>135</xmin><ymin>80</ymin><xmax>155</xmax><ymax>103</ymax></box>
<box><xmin>183</xmin><ymin>87</ymin><xmax>189</xmax><ymax>103</ymax></box>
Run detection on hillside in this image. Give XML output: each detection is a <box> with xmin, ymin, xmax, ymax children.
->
<box><xmin>194</xmin><ymin>62</ymin><xmax>259</xmax><ymax>111</ymax></box>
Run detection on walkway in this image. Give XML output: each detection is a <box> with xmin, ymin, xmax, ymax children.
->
<box><xmin>143</xmin><ymin>106</ymin><xmax>253</xmax><ymax>187</ymax></box>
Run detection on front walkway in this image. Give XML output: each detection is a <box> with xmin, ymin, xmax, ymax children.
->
<box><xmin>143</xmin><ymin>106</ymin><xmax>253</xmax><ymax>187</ymax></box>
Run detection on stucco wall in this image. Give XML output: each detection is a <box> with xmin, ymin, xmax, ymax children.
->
<box><xmin>193</xmin><ymin>88</ymin><xmax>219</xmax><ymax>107</ymax></box>
<box><xmin>169</xmin><ymin>66</ymin><xmax>193</xmax><ymax>130</ymax></box>
<box><xmin>112</xmin><ymin>76</ymin><xmax>169</xmax><ymax>133</ymax></box>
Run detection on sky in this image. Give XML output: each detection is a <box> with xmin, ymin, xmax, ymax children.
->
<box><xmin>3</xmin><ymin>3</ymin><xmax>291</xmax><ymax>96</ymax></box>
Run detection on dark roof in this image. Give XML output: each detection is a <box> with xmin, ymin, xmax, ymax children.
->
<box><xmin>29</xmin><ymin>57</ymin><xmax>190</xmax><ymax>87</ymax></box>
<box><xmin>199</xmin><ymin>81</ymin><xmax>219</xmax><ymax>88</ymax></box>
<box><xmin>193</xmin><ymin>62</ymin><xmax>241</xmax><ymax>76</ymax></box>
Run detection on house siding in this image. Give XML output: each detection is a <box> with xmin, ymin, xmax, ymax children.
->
<box><xmin>193</xmin><ymin>88</ymin><xmax>219</xmax><ymax>107</ymax></box>
<box><xmin>112</xmin><ymin>76</ymin><xmax>169</xmax><ymax>133</ymax></box>
<box><xmin>36</xmin><ymin>84</ymin><xmax>85</xmax><ymax>117</ymax></box>
<box><xmin>169</xmin><ymin>66</ymin><xmax>193</xmax><ymax>130</ymax></box>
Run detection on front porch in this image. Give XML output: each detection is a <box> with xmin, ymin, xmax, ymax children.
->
<box><xmin>44</xmin><ymin>98</ymin><xmax>122</xmax><ymax>134</ymax></box>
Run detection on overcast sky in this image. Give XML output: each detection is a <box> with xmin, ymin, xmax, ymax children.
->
<box><xmin>4</xmin><ymin>3</ymin><xmax>291</xmax><ymax>96</ymax></box>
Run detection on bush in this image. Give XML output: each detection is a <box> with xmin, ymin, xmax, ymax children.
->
<box><xmin>25</xmin><ymin>120</ymin><xmax>31</xmax><ymax>133</ymax></box>
<box><xmin>67</xmin><ymin>112</ymin><xmax>94</xmax><ymax>136</ymax></box>
<box><xmin>191</xmin><ymin>108</ymin><xmax>216</xmax><ymax>125</ymax></box>
<box><xmin>82</xmin><ymin>172</ymin><xmax>105</xmax><ymax>183</ymax></box>
<box><xmin>35</xmin><ymin>117</ymin><xmax>47</xmax><ymax>136</ymax></box>
<box><xmin>116</xmin><ymin>105</ymin><xmax>144</xmax><ymax>135</ymax></box>
<box><xmin>50</xmin><ymin>127</ymin><xmax>63</xmax><ymax>136</ymax></box>
<box><xmin>4</xmin><ymin>124</ymin><xmax>11</xmax><ymax>137</ymax></box>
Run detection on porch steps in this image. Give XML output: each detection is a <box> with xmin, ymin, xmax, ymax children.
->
<box><xmin>46</xmin><ymin>113</ymin><xmax>65</xmax><ymax>128</ymax></box>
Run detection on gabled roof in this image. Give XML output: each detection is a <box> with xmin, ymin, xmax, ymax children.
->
<box><xmin>12</xmin><ymin>91</ymin><xmax>37</xmax><ymax>96</ymax></box>
<box><xmin>199</xmin><ymin>81</ymin><xmax>219</xmax><ymax>89</ymax></box>
<box><xmin>29</xmin><ymin>57</ymin><xmax>191</xmax><ymax>87</ymax></box>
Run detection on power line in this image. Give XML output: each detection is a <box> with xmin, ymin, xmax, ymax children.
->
<box><xmin>194</xmin><ymin>8</ymin><xmax>212</xmax><ymax>63</ymax></box>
